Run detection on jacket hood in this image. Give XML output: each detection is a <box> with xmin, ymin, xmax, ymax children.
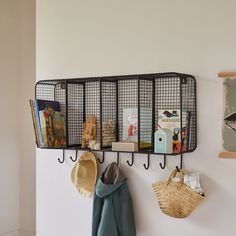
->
<box><xmin>96</xmin><ymin>162</ymin><xmax>127</xmax><ymax>198</ymax></box>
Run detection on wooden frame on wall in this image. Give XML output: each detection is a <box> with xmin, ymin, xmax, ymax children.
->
<box><xmin>218</xmin><ymin>72</ymin><xmax>236</xmax><ymax>158</ymax></box>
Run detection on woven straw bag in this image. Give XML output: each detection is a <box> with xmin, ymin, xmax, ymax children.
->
<box><xmin>152</xmin><ymin>169</ymin><xmax>205</xmax><ymax>218</ymax></box>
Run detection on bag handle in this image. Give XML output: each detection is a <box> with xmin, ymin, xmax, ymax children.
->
<box><xmin>167</xmin><ymin>169</ymin><xmax>185</xmax><ymax>185</ymax></box>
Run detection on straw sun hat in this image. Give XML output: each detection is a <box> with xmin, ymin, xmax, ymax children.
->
<box><xmin>71</xmin><ymin>151</ymin><xmax>97</xmax><ymax>197</ymax></box>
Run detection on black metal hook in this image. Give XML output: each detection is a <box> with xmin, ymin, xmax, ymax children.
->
<box><xmin>58</xmin><ymin>149</ymin><xmax>65</xmax><ymax>164</ymax></box>
<box><xmin>127</xmin><ymin>153</ymin><xmax>134</xmax><ymax>167</ymax></box>
<box><xmin>143</xmin><ymin>154</ymin><xmax>150</xmax><ymax>170</ymax></box>
<box><xmin>176</xmin><ymin>154</ymin><xmax>183</xmax><ymax>172</ymax></box>
<box><xmin>159</xmin><ymin>155</ymin><xmax>167</xmax><ymax>169</ymax></box>
<box><xmin>116</xmin><ymin>152</ymin><xmax>120</xmax><ymax>165</ymax></box>
<box><xmin>97</xmin><ymin>151</ymin><xmax>105</xmax><ymax>164</ymax></box>
<box><xmin>70</xmin><ymin>150</ymin><xmax>78</xmax><ymax>162</ymax></box>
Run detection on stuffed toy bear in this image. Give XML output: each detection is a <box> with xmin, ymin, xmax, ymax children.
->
<box><xmin>81</xmin><ymin>115</ymin><xmax>97</xmax><ymax>148</ymax></box>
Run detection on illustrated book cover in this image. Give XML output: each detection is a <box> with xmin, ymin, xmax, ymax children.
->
<box><xmin>122</xmin><ymin>107</ymin><xmax>152</xmax><ymax>148</ymax></box>
<box><xmin>157</xmin><ymin>109</ymin><xmax>190</xmax><ymax>153</ymax></box>
<box><xmin>33</xmin><ymin>99</ymin><xmax>66</xmax><ymax>148</ymax></box>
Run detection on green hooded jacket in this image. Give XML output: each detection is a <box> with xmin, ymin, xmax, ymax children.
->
<box><xmin>92</xmin><ymin>162</ymin><xmax>136</xmax><ymax>236</ymax></box>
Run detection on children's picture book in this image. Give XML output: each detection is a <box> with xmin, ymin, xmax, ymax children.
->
<box><xmin>35</xmin><ymin>99</ymin><xmax>61</xmax><ymax>113</ymax></box>
<box><xmin>36</xmin><ymin>99</ymin><xmax>61</xmax><ymax>147</ymax></box>
<box><xmin>30</xmin><ymin>99</ymin><xmax>66</xmax><ymax>148</ymax></box>
<box><xmin>185</xmin><ymin>111</ymin><xmax>192</xmax><ymax>151</ymax></box>
<box><xmin>33</xmin><ymin>100</ymin><xmax>44</xmax><ymax>147</ymax></box>
<box><xmin>42</xmin><ymin>108</ymin><xmax>66</xmax><ymax>148</ymax></box>
<box><xmin>157</xmin><ymin>109</ymin><xmax>190</xmax><ymax>154</ymax></box>
<box><xmin>123</xmin><ymin>108</ymin><xmax>138</xmax><ymax>142</ymax></box>
<box><xmin>29</xmin><ymin>100</ymin><xmax>39</xmax><ymax>147</ymax></box>
<box><xmin>122</xmin><ymin>108</ymin><xmax>152</xmax><ymax>148</ymax></box>
<box><xmin>39</xmin><ymin>111</ymin><xmax>47</xmax><ymax>147</ymax></box>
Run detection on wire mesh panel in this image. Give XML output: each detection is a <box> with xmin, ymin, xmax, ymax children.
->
<box><xmin>54</xmin><ymin>82</ymin><xmax>66</xmax><ymax>119</ymax></box>
<box><xmin>139</xmin><ymin>79</ymin><xmax>153</xmax><ymax>152</ymax></box>
<box><xmin>181</xmin><ymin>76</ymin><xmax>197</xmax><ymax>152</ymax></box>
<box><xmin>154</xmin><ymin>75</ymin><xmax>197</xmax><ymax>154</ymax></box>
<box><xmin>85</xmin><ymin>81</ymin><xmax>100</xmax><ymax>143</ymax></box>
<box><xmin>35</xmin><ymin>81</ymin><xmax>67</xmax><ymax>148</ymax></box>
<box><xmin>155</xmin><ymin>76</ymin><xmax>181</xmax><ymax>112</ymax></box>
<box><xmin>155</xmin><ymin>76</ymin><xmax>181</xmax><ymax>155</ymax></box>
<box><xmin>118</xmin><ymin>78</ymin><xmax>138</xmax><ymax>144</ymax></box>
<box><xmin>101</xmin><ymin>81</ymin><xmax>117</xmax><ymax>148</ymax></box>
<box><xmin>35</xmin><ymin>83</ymin><xmax>56</xmax><ymax>101</ymax></box>
<box><xmin>67</xmin><ymin>83</ymin><xmax>84</xmax><ymax>147</ymax></box>
<box><xmin>35</xmin><ymin>73</ymin><xmax>197</xmax><ymax>154</ymax></box>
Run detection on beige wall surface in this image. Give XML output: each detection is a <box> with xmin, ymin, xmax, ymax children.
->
<box><xmin>37</xmin><ymin>1</ymin><xmax>236</xmax><ymax>236</ymax></box>
<box><xmin>0</xmin><ymin>0</ymin><xmax>20</xmax><ymax>235</ymax></box>
<box><xmin>19</xmin><ymin>0</ymin><xmax>36</xmax><ymax>235</ymax></box>
<box><xmin>0</xmin><ymin>0</ymin><xmax>36</xmax><ymax>236</ymax></box>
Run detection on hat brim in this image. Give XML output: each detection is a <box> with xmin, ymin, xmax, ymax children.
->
<box><xmin>71</xmin><ymin>152</ymin><xmax>97</xmax><ymax>197</ymax></box>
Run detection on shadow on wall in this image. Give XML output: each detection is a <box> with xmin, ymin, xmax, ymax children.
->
<box><xmin>188</xmin><ymin>174</ymin><xmax>232</xmax><ymax>231</ymax></box>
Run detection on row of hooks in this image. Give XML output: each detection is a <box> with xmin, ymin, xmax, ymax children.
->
<box><xmin>58</xmin><ymin>150</ymin><xmax>184</xmax><ymax>171</ymax></box>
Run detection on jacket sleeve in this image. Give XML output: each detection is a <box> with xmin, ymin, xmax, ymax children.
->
<box><xmin>92</xmin><ymin>195</ymin><xmax>104</xmax><ymax>236</ymax></box>
<box><xmin>115</xmin><ymin>184</ymin><xmax>137</xmax><ymax>236</ymax></box>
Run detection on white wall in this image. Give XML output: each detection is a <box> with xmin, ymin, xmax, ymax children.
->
<box><xmin>36</xmin><ymin>1</ymin><xmax>236</xmax><ymax>236</ymax></box>
<box><xmin>0</xmin><ymin>0</ymin><xmax>36</xmax><ymax>236</ymax></box>
<box><xmin>0</xmin><ymin>1</ymin><xmax>20</xmax><ymax>235</ymax></box>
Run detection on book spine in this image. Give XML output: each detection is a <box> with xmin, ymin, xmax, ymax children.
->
<box><xmin>29</xmin><ymin>100</ymin><xmax>39</xmax><ymax>147</ymax></box>
<box><xmin>39</xmin><ymin>111</ymin><xmax>48</xmax><ymax>147</ymax></box>
<box><xmin>186</xmin><ymin>112</ymin><xmax>192</xmax><ymax>151</ymax></box>
<box><xmin>33</xmin><ymin>100</ymin><xmax>43</xmax><ymax>147</ymax></box>
<box><xmin>181</xmin><ymin>111</ymin><xmax>188</xmax><ymax>152</ymax></box>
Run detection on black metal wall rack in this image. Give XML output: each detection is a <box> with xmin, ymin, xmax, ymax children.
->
<box><xmin>35</xmin><ymin>72</ymin><xmax>197</xmax><ymax>170</ymax></box>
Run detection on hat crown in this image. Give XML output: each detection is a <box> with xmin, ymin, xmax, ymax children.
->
<box><xmin>71</xmin><ymin>152</ymin><xmax>97</xmax><ymax>197</ymax></box>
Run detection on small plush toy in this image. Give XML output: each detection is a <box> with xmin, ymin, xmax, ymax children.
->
<box><xmin>94</xmin><ymin>143</ymin><xmax>100</xmax><ymax>150</ymax></box>
<box><xmin>88</xmin><ymin>140</ymin><xmax>97</xmax><ymax>149</ymax></box>
<box><xmin>81</xmin><ymin>115</ymin><xmax>97</xmax><ymax>148</ymax></box>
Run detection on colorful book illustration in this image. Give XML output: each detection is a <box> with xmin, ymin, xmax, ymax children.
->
<box><xmin>122</xmin><ymin>108</ymin><xmax>152</xmax><ymax>148</ymax></box>
<box><xmin>43</xmin><ymin>108</ymin><xmax>66</xmax><ymax>148</ymax></box>
<box><xmin>186</xmin><ymin>112</ymin><xmax>192</xmax><ymax>151</ymax></box>
<box><xmin>30</xmin><ymin>99</ymin><xmax>66</xmax><ymax>148</ymax></box>
<box><xmin>123</xmin><ymin>108</ymin><xmax>138</xmax><ymax>142</ymax></box>
<box><xmin>36</xmin><ymin>99</ymin><xmax>60</xmax><ymax>147</ymax></box>
<box><xmin>157</xmin><ymin>109</ymin><xmax>190</xmax><ymax>153</ymax></box>
<box><xmin>33</xmin><ymin>100</ymin><xmax>44</xmax><ymax>147</ymax></box>
<box><xmin>39</xmin><ymin>111</ymin><xmax>47</xmax><ymax>147</ymax></box>
<box><xmin>36</xmin><ymin>99</ymin><xmax>61</xmax><ymax>113</ymax></box>
<box><xmin>29</xmin><ymin>100</ymin><xmax>39</xmax><ymax>147</ymax></box>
